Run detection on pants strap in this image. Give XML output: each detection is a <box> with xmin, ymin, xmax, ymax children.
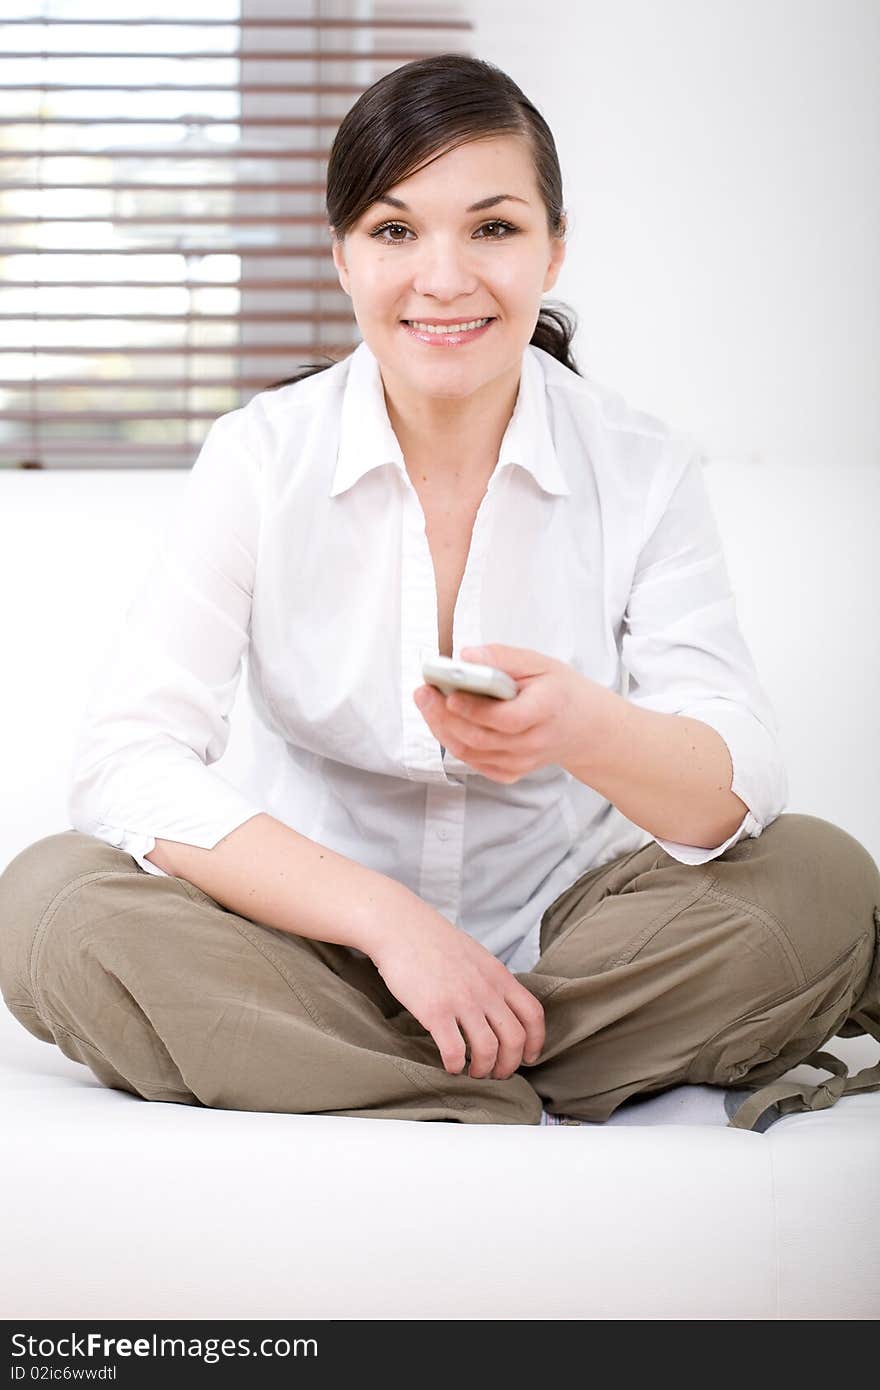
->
<box><xmin>728</xmin><ymin>1001</ymin><xmax>880</xmax><ymax>1132</ymax></box>
<box><xmin>727</xmin><ymin>1049</ymin><xmax>850</xmax><ymax>1131</ymax></box>
<box><xmin>836</xmin><ymin>1008</ymin><xmax>880</xmax><ymax>1095</ymax></box>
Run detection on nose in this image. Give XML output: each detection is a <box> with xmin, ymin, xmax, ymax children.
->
<box><xmin>410</xmin><ymin>235</ymin><xmax>482</xmax><ymax>302</ymax></box>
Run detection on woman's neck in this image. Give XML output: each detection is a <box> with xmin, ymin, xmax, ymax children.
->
<box><xmin>381</xmin><ymin>363</ymin><xmax>522</xmax><ymax>492</ymax></box>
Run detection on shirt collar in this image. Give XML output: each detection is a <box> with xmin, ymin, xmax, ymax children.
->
<box><xmin>329</xmin><ymin>337</ymin><xmax>570</xmax><ymax>498</ymax></box>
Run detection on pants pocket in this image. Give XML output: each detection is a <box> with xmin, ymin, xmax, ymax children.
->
<box><xmin>687</xmin><ymin>927</ymin><xmax>873</xmax><ymax>1088</ymax></box>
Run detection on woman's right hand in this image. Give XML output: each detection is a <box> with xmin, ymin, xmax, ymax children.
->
<box><xmin>364</xmin><ymin>900</ymin><xmax>546</xmax><ymax>1080</ymax></box>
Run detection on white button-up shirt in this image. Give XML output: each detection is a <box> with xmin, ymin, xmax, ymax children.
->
<box><xmin>68</xmin><ymin>339</ymin><xmax>787</xmax><ymax>974</ymax></box>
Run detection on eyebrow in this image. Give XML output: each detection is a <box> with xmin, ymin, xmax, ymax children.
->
<box><xmin>374</xmin><ymin>193</ymin><xmax>530</xmax><ymax>213</ymax></box>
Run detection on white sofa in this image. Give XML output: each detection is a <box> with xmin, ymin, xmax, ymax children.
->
<box><xmin>1</xmin><ymin>461</ymin><xmax>878</xmax><ymax>1321</ymax></box>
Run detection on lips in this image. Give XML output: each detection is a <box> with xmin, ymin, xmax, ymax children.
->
<box><xmin>400</xmin><ymin>317</ymin><xmax>497</xmax><ymax>346</ymax></box>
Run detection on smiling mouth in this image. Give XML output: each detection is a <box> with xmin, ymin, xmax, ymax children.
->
<box><xmin>400</xmin><ymin>317</ymin><xmax>497</xmax><ymax>328</ymax></box>
<box><xmin>399</xmin><ymin>318</ymin><xmax>498</xmax><ymax>346</ymax></box>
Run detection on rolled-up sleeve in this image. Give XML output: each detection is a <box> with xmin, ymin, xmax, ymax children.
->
<box><xmin>68</xmin><ymin>409</ymin><xmax>268</xmax><ymax>876</ymax></box>
<box><xmin>620</xmin><ymin>440</ymin><xmax>788</xmax><ymax>865</ymax></box>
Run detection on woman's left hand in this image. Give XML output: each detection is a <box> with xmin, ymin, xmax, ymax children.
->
<box><xmin>412</xmin><ymin>643</ymin><xmax>619</xmax><ymax>783</ymax></box>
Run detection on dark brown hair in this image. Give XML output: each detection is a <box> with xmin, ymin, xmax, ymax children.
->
<box><xmin>263</xmin><ymin>53</ymin><xmax>579</xmax><ymax>391</ymax></box>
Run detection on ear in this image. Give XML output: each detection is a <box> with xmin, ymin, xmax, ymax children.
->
<box><xmin>543</xmin><ymin>219</ymin><xmax>567</xmax><ymax>294</ymax></box>
<box><xmin>330</xmin><ymin>231</ymin><xmax>351</xmax><ymax>297</ymax></box>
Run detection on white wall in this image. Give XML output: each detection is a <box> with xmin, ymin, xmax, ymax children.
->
<box><xmin>471</xmin><ymin>0</ymin><xmax>879</xmax><ymax>471</ymax></box>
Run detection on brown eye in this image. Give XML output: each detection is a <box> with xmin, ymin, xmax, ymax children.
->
<box><xmin>369</xmin><ymin>222</ymin><xmax>410</xmax><ymax>243</ymax></box>
<box><xmin>478</xmin><ymin>220</ymin><xmax>519</xmax><ymax>238</ymax></box>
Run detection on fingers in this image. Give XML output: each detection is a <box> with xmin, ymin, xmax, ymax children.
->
<box><xmin>440</xmin><ymin>709</ymin><xmax>509</xmax><ymax>757</ymax></box>
<box><xmin>428</xmin><ymin>986</ymin><xmax>545</xmax><ymax>1082</ymax></box>
<box><xmin>446</xmin><ymin>687</ymin><xmax>544</xmax><ymax>737</ymax></box>
<box><xmin>429</xmin><ymin>1016</ymin><xmax>468</xmax><ymax>1075</ymax></box>
<box><xmin>459</xmin><ymin>1004</ymin><xmax>539</xmax><ymax>1081</ymax></box>
<box><xmin>415</xmin><ymin>688</ymin><xmax>510</xmax><ymax>754</ymax></box>
<box><xmin>506</xmin><ymin>987</ymin><xmax>546</xmax><ymax>1067</ymax></box>
<box><xmin>483</xmin><ymin>1005</ymin><xmax>529</xmax><ymax>1079</ymax></box>
<box><xmin>457</xmin><ymin>1012</ymin><xmax>504</xmax><ymax>1079</ymax></box>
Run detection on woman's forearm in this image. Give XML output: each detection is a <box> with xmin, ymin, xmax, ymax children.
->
<box><xmin>146</xmin><ymin>812</ymin><xmax>421</xmax><ymax>955</ymax></box>
<box><xmin>562</xmin><ymin>687</ymin><xmax>750</xmax><ymax>849</ymax></box>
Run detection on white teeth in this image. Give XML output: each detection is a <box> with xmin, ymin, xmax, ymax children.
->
<box><xmin>406</xmin><ymin>318</ymin><xmax>491</xmax><ymax>334</ymax></box>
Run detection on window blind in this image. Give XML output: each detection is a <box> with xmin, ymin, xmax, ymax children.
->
<box><xmin>0</xmin><ymin>1</ymin><xmax>473</xmax><ymax>468</ymax></box>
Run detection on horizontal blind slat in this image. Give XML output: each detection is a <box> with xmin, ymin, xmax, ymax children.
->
<box><xmin>0</xmin><ymin>343</ymin><xmax>358</xmax><ymax>356</ymax></box>
<box><xmin>2</xmin><ymin>49</ymin><xmax>439</xmax><ymax>60</ymax></box>
<box><xmin>0</xmin><ymin>116</ymin><xmax>342</xmax><ymax>125</ymax></box>
<box><xmin>0</xmin><ymin>313</ymin><xmax>355</xmax><ymax>323</ymax></box>
<box><xmin>1</xmin><ymin>83</ymin><xmax>401</xmax><ymax>93</ymax></box>
<box><xmin>0</xmin><ymin>280</ymin><xmax>342</xmax><ymax>289</ymax></box>
<box><xmin>0</xmin><ymin>149</ymin><xmax>336</xmax><ymax>158</ymax></box>
<box><xmin>0</xmin><ymin>246</ymin><xmax>338</xmax><ymax>255</ymax></box>
<box><xmin>6</xmin><ymin>409</ymin><xmax>280</xmax><ymax>422</ymax></box>
<box><xmin>2</xmin><ymin>16</ymin><xmax>470</xmax><ymax>27</ymax></box>
<box><xmin>0</xmin><ymin>376</ymin><xmax>309</xmax><ymax>388</ymax></box>
<box><xmin>1</xmin><ymin>184</ymin><xmax>330</xmax><ymax>192</ymax></box>
<box><xmin>4</xmin><ymin>214</ymin><xmax>361</xmax><ymax>224</ymax></box>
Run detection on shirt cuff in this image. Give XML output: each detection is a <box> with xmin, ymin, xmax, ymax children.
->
<box><xmin>84</xmin><ymin>823</ymin><xmax>168</xmax><ymax>876</ymax></box>
<box><xmin>647</xmin><ymin>696</ymin><xmax>787</xmax><ymax>863</ymax></box>
<box><xmin>86</xmin><ymin>812</ymin><xmax>263</xmax><ymax>879</ymax></box>
<box><xmin>652</xmin><ymin>805</ymin><xmax>762</xmax><ymax>865</ymax></box>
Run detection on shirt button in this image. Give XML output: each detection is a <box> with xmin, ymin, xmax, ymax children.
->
<box><xmin>436</xmin><ymin>827</ymin><xmax>449</xmax><ymax>841</ymax></box>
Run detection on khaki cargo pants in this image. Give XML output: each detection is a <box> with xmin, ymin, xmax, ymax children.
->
<box><xmin>1</xmin><ymin>812</ymin><xmax>879</xmax><ymax>1133</ymax></box>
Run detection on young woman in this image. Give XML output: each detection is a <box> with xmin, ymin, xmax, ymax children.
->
<box><xmin>1</xmin><ymin>56</ymin><xmax>878</xmax><ymax>1132</ymax></box>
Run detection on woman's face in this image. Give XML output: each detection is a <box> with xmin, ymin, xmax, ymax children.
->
<box><xmin>331</xmin><ymin>135</ymin><xmax>566</xmax><ymax>401</ymax></box>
